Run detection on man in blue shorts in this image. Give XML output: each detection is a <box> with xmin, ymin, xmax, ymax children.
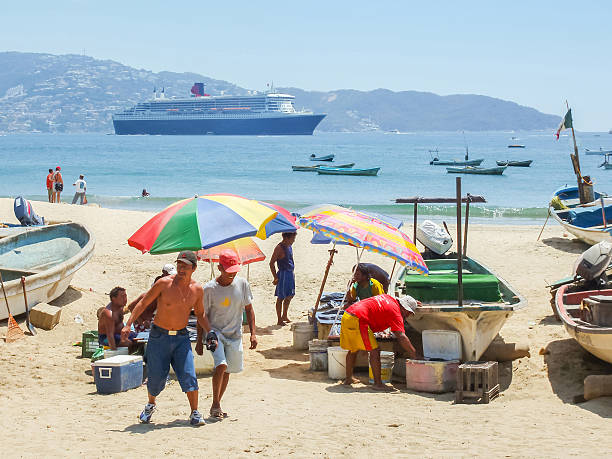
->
<box><xmin>196</xmin><ymin>249</ymin><xmax>257</xmax><ymax>419</ymax></box>
<box><xmin>123</xmin><ymin>250</ymin><xmax>212</xmax><ymax>426</ymax></box>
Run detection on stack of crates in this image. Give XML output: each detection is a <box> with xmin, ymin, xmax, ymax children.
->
<box><xmin>81</xmin><ymin>330</ymin><xmax>100</xmax><ymax>358</ymax></box>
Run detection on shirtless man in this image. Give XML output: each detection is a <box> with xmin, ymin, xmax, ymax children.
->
<box><xmin>97</xmin><ymin>287</ymin><xmax>134</xmax><ymax>350</ymax></box>
<box><xmin>122</xmin><ymin>250</ymin><xmax>211</xmax><ymax>426</ymax></box>
<box><xmin>127</xmin><ymin>264</ymin><xmax>177</xmax><ymax>332</ymax></box>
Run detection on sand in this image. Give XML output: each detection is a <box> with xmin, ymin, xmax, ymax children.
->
<box><xmin>0</xmin><ymin>198</ymin><xmax>611</xmax><ymax>458</ymax></box>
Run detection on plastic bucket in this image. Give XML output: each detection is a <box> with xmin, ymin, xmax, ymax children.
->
<box><xmin>291</xmin><ymin>322</ymin><xmax>314</xmax><ymax>350</ymax></box>
<box><xmin>327</xmin><ymin>346</ymin><xmax>349</xmax><ymax>379</ymax></box>
<box><xmin>308</xmin><ymin>339</ymin><xmax>329</xmax><ymax>371</ymax></box>
<box><xmin>369</xmin><ymin>351</ymin><xmax>395</xmax><ymax>384</ymax></box>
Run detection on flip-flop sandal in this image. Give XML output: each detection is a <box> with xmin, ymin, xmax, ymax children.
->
<box><xmin>210</xmin><ymin>407</ymin><xmax>228</xmax><ymax>419</ymax></box>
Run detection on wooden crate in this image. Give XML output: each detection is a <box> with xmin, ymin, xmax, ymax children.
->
<box><xmin>455</xmin><ymin>361</ymin><xmax>499</xmax><ymax>404</ymax></box>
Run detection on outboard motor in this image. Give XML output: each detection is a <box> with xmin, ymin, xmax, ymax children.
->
<box><xmin>416</xmin><ymin>219</ymin><xmax>452</xmax><ymax>256</ymax></box>
<box><xmin>14</xmin><ymin>196</ymin><xmax>44</xmax><ymax>226</ymax></box>
<box><xmin>573</xmin><ymin>241</ymin><xmax>612</xmax><ymax>286</ymax></box>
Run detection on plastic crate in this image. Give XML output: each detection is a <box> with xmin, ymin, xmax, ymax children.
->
<box><xmin>81</xmin><ymin>330</ymin><xmax>100</xmax><ymax>358</ymax></box>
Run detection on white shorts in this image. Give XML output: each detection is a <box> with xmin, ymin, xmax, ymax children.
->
<box><xmin>211</xmin><ymin>330</ymin><xmax>243</xmax><ymax>374</ymax></box>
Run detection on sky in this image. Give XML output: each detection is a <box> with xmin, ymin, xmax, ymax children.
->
<box><xmin>1</xmin><ymin>0</ymin><xmax>612</xmax><ymax>130</ymax></box>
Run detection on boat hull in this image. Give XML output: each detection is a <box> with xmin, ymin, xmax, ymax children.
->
<box><xmin>430</xmin><ymin>159</ymin><xmax>484</xmax><ymax>166</ymax></box>
<box><xmin>317</xmin><ymin>167</ymin><xmax>380</xmax><ymax>176</ymax></box>
<box><xmin>113</xmin><ymin>114</ymin><xmax>326</xmax><ymax>135</ymax></box>
<box><xmin>496</xmin><ymin>160</ymin><xmax>532</xmax><ymax>167</ymax></box>
<box><xmin>555</xmin><ymin>285</ymin><xmax>612</xmax><ymax>364</ymax></box>
<box><xmin>393</xmin><ymin>257</ymin><xmax>526</xmax><ymax>361</ymax></box>
<box><xmin>0</xmin><ymin>223</ymin><xmax>95</xmax><ymax>320</ymax></box>
<box><xmin>446</xmin><ymin>166</ymin><xmax>507</xmax><ymax>175</ymax></box>
<box><xmin>549</xmin><ymin>206</ymin><xmax>612</xmax><ymax>245</ymax></box>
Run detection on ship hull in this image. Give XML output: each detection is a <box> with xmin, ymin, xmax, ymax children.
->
<box><xmin>113</xmin><ymin>114</ymin><xmax>325</xmax><ymax>135</ymax></box>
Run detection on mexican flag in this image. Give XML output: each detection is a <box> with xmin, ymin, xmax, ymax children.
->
<box><xmin>555</xmin><ymin>109</ymin><xmax>572</xmax><ymax>139</ymax></box>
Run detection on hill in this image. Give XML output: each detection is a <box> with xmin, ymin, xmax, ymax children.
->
<box><xmin>0</xmin><ymin>52</ymin><xmax>559</xmax><ymax>133</ymax></box>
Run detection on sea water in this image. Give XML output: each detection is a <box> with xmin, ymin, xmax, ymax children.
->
<box><xmin>1</xmin><ymin>131</ymin><xmax>610</xmax><ymax>224</ymax></box>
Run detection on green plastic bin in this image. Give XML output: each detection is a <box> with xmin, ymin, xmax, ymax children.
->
<box><xmin>81</xmin><ymin>330</ymin><xmax>100</xmax><ymax>358</ymax></box>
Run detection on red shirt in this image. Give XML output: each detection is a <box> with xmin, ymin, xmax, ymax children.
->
<box><xmin>46</xmin><ymin>173</ymin><xmax>53</xmax><ymax>188</ymax></box>
<box><xmin>346</xmin><ymin>294</ymin><xmax>405</xmax><ymax>333</ymax></box>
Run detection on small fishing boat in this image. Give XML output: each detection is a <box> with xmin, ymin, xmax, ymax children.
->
<box><xmin>446</xmin><ymin>165</ymin><xmax>507</xmax><ymax>175</ymax></box>
<box><xmin>309</xmin><ymin>154</ymin><xmax>335</xmax><ymax>162</ymax></box>
<box><xmin>0</xmin><ymin>223</ymin><xmax>95</xmax><ymax>320</ymax></box>
<box><xmin>551</xmin><ymin>185</ymin><xmax>608</xmax><ymax>209</ymax></box>
<box><xmin>316</xmin><ymin>166</ymin><xmax>380</xmax><ymax>176</ymax></box>
<box><xmin>430</xmin><ymin>158</ymin><xmax>484</xmax><ymax>166</ymax></box>
<box><xmin>507</xmin><ymin>144</ymin><xmax>525</xmax><ymax>148</ymax></box>
<box><xmin>394</xmin><ymin>257</ymin><xmax>526</xmax><ymax>361</ymax></box>
<box><xmin>585</xmin><ymin>148</ymin><xmax>612</xmax><ymax>156</ymax></box>
<box><xmin>549</xmin><ymin>201</ymin><xmax>612</xmax><ymax>245</ymax></box>
<box><xmin>292</xmin><ymin>163</ymin><xmax>354</xmax><ymax>172</ymax></box>
<box><xmin>599</xmin><ymin>153</ymin><xmax>612</xmax><ymax>170</ymax></box>
<box><xmin>496</xmin><ymin>160</ymin><xmax>533</xmax><ymax>167</ymax></box>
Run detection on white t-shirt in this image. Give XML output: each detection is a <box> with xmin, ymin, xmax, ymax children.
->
<box><xmin>204</xmin><ymin>277</ymin><xmax>253</xmax><ymax>340</ymax></box>
<box><xmin>74</xmin><ymin>179</ymin><xmax>86</xmax><ymax>193</ymax></box>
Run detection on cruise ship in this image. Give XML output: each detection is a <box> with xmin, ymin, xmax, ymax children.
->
<box><xmin>112</xmin><ymin>83</ymin><xmax>326</xmax><ymax>135</ymax></box>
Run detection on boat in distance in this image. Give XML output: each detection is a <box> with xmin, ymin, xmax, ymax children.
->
<box><xmin>317</xmin><ymin>166</ymin><xmax>380</xmax><ymax>176</ymax></box>
<box><xmin>446</xmin><ymin>166</ymin><xmax>507</xmax><ymax>175</ymax></box>
<box><xmin>292</xmin><ymin>163</ymin><xmax>354</xmax><ymax>172</ymax></box>
<box><xmin>0</xmin><ymin>223</ymin><xmax>95</xmax><ymax>320</ymax></box>
<box><xmin>310</xmin><ymin>154</ymin><xmax>335</xmax><ymax>161</ymax></box>
<box><xmin>113</xmin><ymin>83</ymin><xmax>326</xmax><ymax>136</ymax></box>
<box><xmin>507</xmin><ymin>144</ymin><xmax>526</xmax><ymax>148</ymax></box>
<box><xmin>430</xmin><ymin>158</ymin><xmax>484</xmax><ymax>166</ymax></box>
<box><xmin>496</xmin><ymin>160</ymin><xmax>533</xmax><ymax>167</ymax></box>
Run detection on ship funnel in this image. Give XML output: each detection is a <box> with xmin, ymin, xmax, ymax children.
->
<box><xmin>191</xmin><ymin>83</ymin><xmax>205</xmax><ymax>97</ymax></box>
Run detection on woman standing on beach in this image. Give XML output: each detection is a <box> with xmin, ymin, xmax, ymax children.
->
<box><xmin>52</xmin><ymin>166</ymin><xmax>63</xmax><ymax>204</ymax></box>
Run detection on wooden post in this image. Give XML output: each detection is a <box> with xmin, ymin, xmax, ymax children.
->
<box><xmin>602</xmin><ymin>197</ymin><xmax>608</xmax><ymax>229</ymax></box>
<box><xmin>567</xmin><ymin>101</ymin><xmax>585</xmax><ymax>204</ymax></box>
<box><xmin>413</xmin><ymin>201</ymin><xmax>418</xmax><ymax>247</ymax></box>
<box><xmin>313</xmin><ymin>243</ymin><xmax>337</xmax><ymax>317</ymax></box>
<box><xmin>456</xmin><ymin>177</ymin><xmax>463</xmax><ymax>307</ymax></box>
<box><xmin>463</xmin><ymin>194</ymin><xmax>470</xmax><ymax>257</ymax></box>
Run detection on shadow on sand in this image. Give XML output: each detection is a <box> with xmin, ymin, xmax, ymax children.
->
<box><xmin>257</xmin><ymin>346</ymin><xmax>309</xmax><ymax>362</ymax></box>
<box><xmin>541</xmin><ymin>237</ymin><xmax>589</xmax><ymax>254</ymax></box>
<box><xmin>50</xmin><ymin>286</ymin><xmax>83</xmax><ymax>307</ymax></box>
<box><xmin>544</xmin><ymin>338</ymin><xmax>612</xmax><ymax>418</ymax></box>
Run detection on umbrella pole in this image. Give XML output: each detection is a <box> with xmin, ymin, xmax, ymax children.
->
<box><xmin>313</xmin><ymin>242</ymin><xmax>337</xmax><ymax>318</ymax></box>
<box><xmin>456</xmin><ymin>177</ymin><xmax>463</xmax><ymax>308</ymax></box>
<box><xmin>208</xmin><ymin>249</ymin><xmax>214</xmax><ymax>280</ymax></box>
<box><xmin>328</xmin><ymin>247</ymin><xmax>364</xmax><ymax>338</ymax></box>
<box><xmin>247</xmin><ymin>264</ymin><xmax>250</xmax><ymax>282</ymax></box>
<box><xmin>389</xmin><ymin>260</ymin><xmax>397</xmax><ymax>283</ymax></box>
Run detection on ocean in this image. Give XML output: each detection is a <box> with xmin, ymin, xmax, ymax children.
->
<box><xmin>1</xmin><ymin>131</ymin><xmax>610</xmax><ymax>224</ymax></box>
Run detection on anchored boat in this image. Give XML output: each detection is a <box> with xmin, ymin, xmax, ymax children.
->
<box><xmin>0</xmin><ymin>223</ymin><xmax>95</xmax><ymax>320</ymax></box>
<box><xmin>292</xmin><ymin>163</ymin><xmax>354</xmax><ymax>172</ymax></box>
<box><xmin>310</xmin><ymin>154</ymin><xmax>334</xmax><ymax>162</ymax></box>
<box><xmin>430</xmin><ymin>158</ymin><xmax>484</xmax><ymax>166</ymax></box>
<box><xmin>317</xmin><ymin>166</ymin><xmax>380</xmax><ymax>176</ymax></box>
<box><xmin>496</xmin><ymin>160</ymin><xmax>532</xmax><ymax>167</ymax></box>
<box><xmin>446</xmin><ymin>165</ymin><xmax>507</xmax><ymax>175</ymax></box>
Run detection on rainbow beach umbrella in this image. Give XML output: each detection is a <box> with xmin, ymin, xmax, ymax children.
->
<box><xmin>128</xmin><ymin>195</ymin><xmax>277</xmax><ymax>255</ymax></box>
<box><xmin>299</xmin><ymin>205</ymin><xmax>428</xmax><ymax>274</ymax></box>
<box><xmin>197</xmin><ymin>238</ymin><xmax>265</xmax><ymax>266</ymax></box>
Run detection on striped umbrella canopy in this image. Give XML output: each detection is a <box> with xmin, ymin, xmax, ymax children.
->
<box><xmin>128</xmin><ymin>194</ymin><xmax>277</xmax><ymax>254</ymax></box>
<box><xmin>299</xmin><ymin>204</ymin><xmax>428</xmax><ymax>274</ymax></box>
<box><xmin>197</xmin><ymin>237</ymin><xmax>265</xmax><ymax>265</ymax></box>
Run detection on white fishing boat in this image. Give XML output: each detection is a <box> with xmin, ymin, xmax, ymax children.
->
<box><xmin>0</xmin><ymin>223</ymin><xmax>95</xmax><ymax>320</ymax></box>
<box><xmin>393</xmin><ymin>257</ymin><xmax>526</xmax><ymax>361</ymax></box>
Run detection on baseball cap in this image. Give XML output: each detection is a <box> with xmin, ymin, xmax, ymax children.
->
<box><xmin>56</xmin><ymin>166</ymin><xmax>61</xmax><ymax>170</ymax></box>
<box><xmin>176</xmin><ymin>250</ymin><xmax>197</xmax><ymax>266</ymax></box>
<box><xmin>397</xmin><ymin>295</ymin><xmax>418</xmax><ymax>313</ymax></box>
<box><xmin>219</xmin><ymin>249</ymin><xmax>241</xmax><ymax>273</ymax></box>
<box><xmin>162</xmin><ymin>263</ymin><xmax>177</xmax><ymax>275</ymax></box>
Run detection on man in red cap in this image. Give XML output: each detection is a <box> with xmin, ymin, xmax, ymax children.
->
<box><xmin>195</xmin><ymin>248</ymin><xmax>257</xmax><ymax>419</ymax></box>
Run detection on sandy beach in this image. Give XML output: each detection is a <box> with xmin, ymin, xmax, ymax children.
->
<box><xmin>0</xmin><ymin>198</ymin><xmax>611</xmax><ymax>458</ymax></box>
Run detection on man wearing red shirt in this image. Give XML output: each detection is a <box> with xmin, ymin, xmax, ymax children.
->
<box><xmin>46</xmin><ymin>169</ymin><xmax>54</xmax><ymax>203</ymax></box>
<box><xmin>340</xmin><ymin>294</ymin><xmax>419</xmax><ymax>390</ymax></box>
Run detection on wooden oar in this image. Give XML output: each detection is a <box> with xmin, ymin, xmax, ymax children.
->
<box><xmin>20</xmin><ymin>276</ymin><xmax>37</xmax><ymax>335</ymax></box>
<box><xmin>537</xmin><ymin>208</ymin><xmax>551</xmax><ymax>241</ymax></box>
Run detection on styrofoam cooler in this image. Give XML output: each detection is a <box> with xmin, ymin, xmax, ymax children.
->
<box><xmin>422</xmin><ymin>330</ymin><xmax>462</xmax><ymax>361</ymax></box>
<box><xmin>405</xmin><ymin>359</ymin><xmax>460</xmax><ymax>393</ymax></box>
<box><xmin>93</xmin><ymin>355</ymin><xmax>143</xmax><ymax>394</ymax></box>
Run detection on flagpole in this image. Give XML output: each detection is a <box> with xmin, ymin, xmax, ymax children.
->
<box><xmin>566</xmin><ymin>101</ymin><xmax>585</xmax><ymax>204</ymax></box>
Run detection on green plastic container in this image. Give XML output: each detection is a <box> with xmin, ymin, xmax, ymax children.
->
<box><xmin>242</xmin><ymin>310</ymin><xmax>247</xmax><ymax>325</ymax></box>
<box><xmin>81</xmin><ymin>330</ymin><xmax>100</xmax><ymax>358</ymax></box>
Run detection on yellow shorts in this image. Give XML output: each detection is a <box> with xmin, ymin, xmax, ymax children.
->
<box><xmin>339</xmin><ymin>313</ymin><xmax>378</xmax><ymax>352</ymax></box>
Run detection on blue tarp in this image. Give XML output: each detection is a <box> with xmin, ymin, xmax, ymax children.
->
<box><xmin>568</xmin><ymin>205</ymin><xmax>612</xmax><ymax>228</ymax></box>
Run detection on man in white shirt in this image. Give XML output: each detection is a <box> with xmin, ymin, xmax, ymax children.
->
<box><xmin>195</xmin><ymin>249</ymin><xmax>257</xmax><ymax>420</ymax></box>
<box><xmin>72</xmin><ymin>174</ymin><xmax>87</xmax><ymax>205</ymax></box>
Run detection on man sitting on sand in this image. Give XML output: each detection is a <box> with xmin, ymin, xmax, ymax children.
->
<box><xmin>345</xmin><ymin>264</ymin><xmax>385</xmax><ymax>305</ymax></box>
<box><xmin>195</xmin><ymin>249</ymin><xmax>257</xmax><ymax>420</ymax></box>
<box><xmin>340</xmin><ymin>294</ymin><xmax>419</xmax><ymax>390</ymax></box>
<box><xmin>123</xmin><ymin>250</ymin><xmax>212</xmax><ymax>426</ymax></box>
<box><xmin>98</xmin><ymin>287</ymin><xmax>135</xmax><ymax>350</ymax></box>
<box><xmin>127</xmin><ymin>264</ymin><xmax>177</xmax><ymax>333</ymax></box>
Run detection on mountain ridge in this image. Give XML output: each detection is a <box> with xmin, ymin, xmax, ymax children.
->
<box><xmin>0</xmin><ymin>51</ymin><xmax>560</xmax><ymax>133</ymax></box>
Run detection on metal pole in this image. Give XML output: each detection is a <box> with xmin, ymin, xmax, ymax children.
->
<box><xmin>602</xmin><ymin>196</ymin><xmax>608</xmax><ymax>229</ymax></box>
<box><xmin>456</xmin><ymin>177</ymin><xmax>463</xmax><ymax>308</ymax></box>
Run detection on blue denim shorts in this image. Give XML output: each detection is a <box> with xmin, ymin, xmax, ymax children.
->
<box><xmin>145</xmin><ymin>326</ymin><xmax>198</xmax><ymax>396</ymax></box>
